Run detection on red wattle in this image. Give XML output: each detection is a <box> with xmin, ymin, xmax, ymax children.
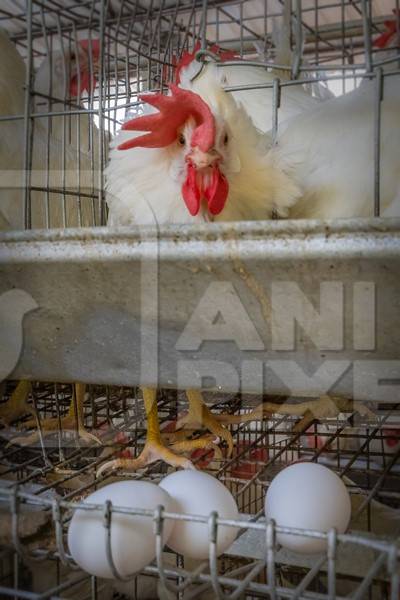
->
<box><xmin>182</xmin><ymin>163</ymin><xmax>201</xmax><ymax>216</ymax></box>
<box><xmin>204</xmin><ymin>166</ymin><xmax>229</xmax><ymax>215</ymax></box>
<box><xmin>69</xmin><ymin>39</ymin><xmax>100</xmax><ymax>97</ymax></box>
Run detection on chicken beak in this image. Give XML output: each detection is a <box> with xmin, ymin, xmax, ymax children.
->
<box><xmin>189</xmin><ymin>147</ymin><xmax>221</xmax><ymax>169</ymax></box>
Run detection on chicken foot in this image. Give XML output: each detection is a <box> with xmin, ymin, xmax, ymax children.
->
<box><xmin>214</xmin><ymin>395</ymin><xmax>376</xmax><ymax>432</ymax></box>
<box><xmin>97</xmin><ymin>388</ymin><xmax>195</xmax><ymax>477</ymax></box>
<box><xmin>169</xmin><ymin>433</ymin><xmax>223</xmax><ymax>460</ymax></box>
<box><xmin>176</xmin><ymin>389</ymin><xmax>234</xmax><ymax>456</ymax></box>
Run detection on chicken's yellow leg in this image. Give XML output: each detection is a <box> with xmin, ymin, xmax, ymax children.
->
<box><xmin>213</xmin><ymin>395</ymin><xmax>376</xmax><ymax>432</ymax></box>
<box><xmin>9</xmin><ymin>383</ymin><xmax>100</xmax><ymax>446</ymax></box>
<box><xmin>0</xmin><ymin>380</ymin><xmax>33</xmax><ymax>425</ymax></box>
<box><xmin>97</xmin><ymin>387</ymin><xmax>194</xmax><ymax>477</ymax></box>
<box><xmin>175</xmin><ymin>389</ymin><xmax>234</xmax><ymax>457</ymax></box>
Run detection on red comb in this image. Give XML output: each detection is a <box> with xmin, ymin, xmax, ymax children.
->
<box><xmin>208</xmin><ymin>43</ymin><xmax>237</xmax><ymax>61</ymax></box>
<box><xmin>79</xmin><ymin>38</ymin><xmax>100</xmax><ymax>60</ymax></box>
<box><xmin>118</xmin><ymin>84</ymin><xmax>215</xmax><ymax>153</ymax></box>
<box><xmin>373</xmin><ymin>10</ymin><xmax>399</xmax><ymax>48</ymax></box>
<box><xmin>70</xmin><ymin>39</ymin><xmax>100</xmax><ymax>97</ymax></box>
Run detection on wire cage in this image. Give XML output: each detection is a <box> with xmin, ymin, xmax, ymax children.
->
<box><xmin>0</xmin><ymin>0</ymin><xmax>399</xmax><ymax>599</ymax></box>
<box><xmin>1</xmin><ymin>0</ymin><xmax>399</xmax><ymax>229</ymax></box>
<box><xmin>0</xmin><ymin>383</ymin><xmax>399</xmax><ymax>598</ymax></box>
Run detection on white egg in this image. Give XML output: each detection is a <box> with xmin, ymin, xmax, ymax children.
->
<box><xmin>265</xmin><ymin>462</ymin><xmax>351</xmax><ymax>554</ymax></box>
<box><xmin>68</xmin><ymin>480</ymin><xmax>174</xmax><ymax>578</ymax></box>
<box><xmin>159</xmin><ymin>470</ymin><xmax>239</xmax><ymax>560</ymax></box>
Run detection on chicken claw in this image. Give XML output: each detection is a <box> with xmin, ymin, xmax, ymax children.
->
<box><xmin>178</xmin><ymin>390</ymin><xmax>234</xmax><ymax>457</ymax></box>
<box><xmin>170</xmin><ymin>433</ymin><xmax>223</xmax><ymax>460</ymax></box>
<box><xmin>215</xmin><ymin>394</ymin><xmax>376</xmax><ymax>432</ymax></box>
<box><xmin>97</xmin><ymin>439</ymin><xmax>195</xmax><ymax>478</ymax></box>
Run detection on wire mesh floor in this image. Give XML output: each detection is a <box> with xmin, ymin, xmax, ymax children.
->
<box><xmin>0</xmin><ymin>383</ymin><xmax>398</xmax><ymax>599</ymax></box>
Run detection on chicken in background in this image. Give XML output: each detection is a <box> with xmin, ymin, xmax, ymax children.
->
<box><xmin>275</xmin><ymin>11</ymin><xmax>400</xmax><ymax>220</ymax></box>
<box><xmin>279</xmin><ymin>72</ymin><xmax>400</xmax><ymax>219</ymax></box>
<box><xmin>0</xmin><ymin>35</ymin><xmax>100</xmax><ymax>230</ymax></box>
<box><xmin>371</xmin><ymin>8</ymin><xmax>400</xmax><ymax>71</ymax></box>
<box><xmin>33</xmin><ymin>38</ymin><xmax>100</xmax><ymax>154</ymax></box>
<box><xmin>29</xmin><ymin>38</ymin><xmax>102</xmax><ymax>230</ymax></box>
<box><xmin>0</xmin><ymin>35</ymin><xmax>101</xmax><ymax>442</ymax></box>
<box><xmin>0</xmin><ymin>29</ymin><xmax>27</xmax><ymax>230</ymax></box>
<box><xmin>177</xmin><ymin>15</ymin><xmax>327</xmax><ymax>133</ymax></box>
<box><xmin>179</xmin><ymin>58</ymin><xmax>323</xmax><ymax>134</ymax></box>
<box><xmin>305</xmin><ymin>421</ymin><xmax>400</xmax><ymax>468</ymax></box>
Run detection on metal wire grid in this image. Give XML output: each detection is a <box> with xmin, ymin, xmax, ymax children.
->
<box><xmin>0</xmin><ymin>497</ymin><xmax>399</xmax><ymax>599</ymax></box>
<box><xmin>0</xmin><ymin>0</ymin><xmax>399</xmax><ymax>230</ymax></box>
<box><xmin>0</xmin><ymin>384</ymin><xmax>399</xmax><ymax>598</ymax></box>
<box><xmin>0</xmin><ymin>1</ymin><xmax>399</xmax><ymax>597</ymax></box>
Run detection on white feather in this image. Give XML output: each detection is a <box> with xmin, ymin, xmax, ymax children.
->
<box><xmin>275</xmin><ymin>75</ymin><xmax>400</xmax><ymax>218</ymax></box>
<box><xmin>0</xmin><ymin>30</ymin><xmax>25</xmax><ymax>229</ymax></box>
<box><xmin>34</xmin><ymin>44</ymin><xmax>100</xmax><ymax>156</ymax></box>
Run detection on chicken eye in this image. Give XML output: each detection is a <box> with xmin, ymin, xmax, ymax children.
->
<box><xmin>178</xmin><ymin>133</ymin><xmax>186</xmax><ymax>146</ymax></box>
<box><xmin>223</xmin><ymin>133</ymin><xmax>229</xmax><ymax>145</ymax></box>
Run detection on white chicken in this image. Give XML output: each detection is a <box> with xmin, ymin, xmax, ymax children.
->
<box><xmin>101</xmin><ymin>74</ymin><xmax>315</xmax><ymax>475</ymax></box>
<box><xmin>34</xmin><ymin>38</ymin><xmax>100</xmax><ymax>154</ymax></box>
<box><xmin>0</xmin><ymin>34</ymin><xmax>101</xmax><ymax>444</ymax></box>
<box><xmin>0</xmin><ymin>35</ymin><xmax>100</xmax><ymax>231</ymax></box>
<box><xmin>106</xmin><ymin>83</ymin><xmax>299</xmax><ymax>227</ymax></box>
<box><xmin>0</xmin><ymin>29</ymin><xmax>26</xmax><ymax>231</ymax></box>
<box><xmin>273</xmin><ymin>11</ymin><xmax>400</xmax><ymax>221</ymax></box>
